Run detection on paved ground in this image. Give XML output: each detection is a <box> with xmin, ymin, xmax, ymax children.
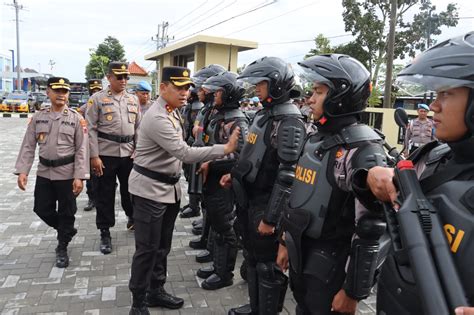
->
<box><xmin>0</xmin><ymin>117</ymin><xmax>377</xmax><ymax>315</ymax></box>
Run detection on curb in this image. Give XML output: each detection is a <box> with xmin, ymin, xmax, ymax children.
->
<box><xmin>1</xmin><ymin>113</ymin><xmax>32</xmax><ymax>118</ymax></box>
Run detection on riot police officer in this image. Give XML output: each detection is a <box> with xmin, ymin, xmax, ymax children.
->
<box><xmin>181</xmin><ymin>64</ymin><xmax>226</xmax><ymax>220</ymax></box>
<box><xmin>15</xmin><ymin>77</ymin><xmax>89</xmax><ymax>268</ymax></box>
<box><xmin>277</xmin><ymin>54</ymin><xmax>388</xmax><ymax>315</ymax></box>
<box><xmin>85</xmin><ymin>62</ymin><xmax>140</xmax><ymax>254</ymax></box>
<box><xmin>367</xmin><ymin>32</ymin><xmax>474</xmax><ymax>314</ymax></box>
<box><xmin>221</xmin><ymin>57</ymin><xmax>307</xmax><ymax>315</ymax></box>
<box><xmin>193</xmin><ymin>71</ymin><xmax>249</xmax><ymax>290</ymax></box>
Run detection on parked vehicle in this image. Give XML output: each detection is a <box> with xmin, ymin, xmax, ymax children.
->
<box><xmin>2</xmin><ymin>91</ymin><xmax>31</xmax><ymax>113</ymax></box>
<box><xmin>28</xmin><ymin>92</ymin><xmax>47</xmax><ymax>111</ymax></box>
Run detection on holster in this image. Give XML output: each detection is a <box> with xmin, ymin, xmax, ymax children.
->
<box><xmin>283</xmin><ymin>208</ymin><xmax>311</xmax><ymax>275</ymax></box>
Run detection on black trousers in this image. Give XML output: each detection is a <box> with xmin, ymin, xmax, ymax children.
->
<box><xmin>290</xmin><ymin>241</ymin><xmax>350</xmax><ymax>315</ymax></box>
<box><xmin>33</xmin><ymin>176</ymin><xmax>77</xmax><ymax>243</ymax></box>
<box><xmin>85</xmin><ymin>173</ymin><xmax>98</xmax><ymax>202</ymax></box>
<box><xmin>129</xmin><ymin>195</ymin><xmax>180</xmax><ymax>294</ymax></box>
<box><xmin>95</xmin><ymin>156</ymin><xmax>133</xmax><ymax>229</ymax></box>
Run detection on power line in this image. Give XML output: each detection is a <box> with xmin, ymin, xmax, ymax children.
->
<box><xmin>168</xmin><ymin>0</ymin><xmax>210</xmax><ymax>30</ymax></box>
<box><xmin>171</xmin><ymin>0</ymin><xmax>277</xmax><ymax>43</ymax></box>
<box><xmin>225</xmin><ymin>0</ymin><xmax>319</xmax><ymax>37</ymax></box>
<box><xmin>259</xmin><ymin>34</ymin><xmax>353</xmax><ymax>45</ymax></box>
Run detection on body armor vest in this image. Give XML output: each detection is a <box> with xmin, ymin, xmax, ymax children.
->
<box><xmin>288</xmin><ymin>124</ymin><xmax>382</xmax><ymax>239</ymax></box>
<box><xmin>205</xmin><ymin>108</ymin><xmax>246</xmax><ymax>145</ymax></box>
<box><xmin>237</xmin><ymin>103</ymin><xmax>301</xmax><ymax>183</ymax></box>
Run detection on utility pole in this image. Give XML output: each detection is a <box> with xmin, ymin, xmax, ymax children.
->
<box><xmin>151</xmin><ymin>24</ymin><xmax>161</xmax><ymax>50</ymax></box>
<box><xmin>383</xmin><ymin>0</ymin><xmax>397</xmax><ymax>109</ymax></box>
<box><xmin>49</xmin><ymin>59</ymin><xmax>55</xmax><ymax>71</ymax></box>
<box><xmin>7</xmin><ymin>0</ymin><xmax>24</xmax><ymax>90</ymax></box>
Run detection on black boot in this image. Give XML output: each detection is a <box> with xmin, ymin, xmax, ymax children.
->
<box><xmin>180</xmin><ymin>205</ymin><xmax>200</xmax><ymax>218</ymax></box>
<box><xmin>257</xmin><ymin>262</ymin><xmax>288</xmax><ymax>315</ymax></box>
<box><xmin>100</xmin><ymin>228</ymin><xmax>112</xmax><ymax>254</ymax></box>
<box><xmin>146</xmin><ymin>286</ymin><xmax>184</xmax><ymax>309</ymax></box>
<box><xmin>84</xmin><ymin>198</ymin><xmax>95</xmax><ymax>211</ymax></box>
<box><xmin>195</xmin><ymin>250</ymin><xmax>213</xmax><ymax>263</ymax></box>
<box><xmin>202</xmin><ymin>240</ymin><xmax>237</xmax><ymax>290</ymax></box>
<box><xmin>192</xmin><ymin>217</ymin><xmax>203</xmax><ymax>227</ymax></box>
<box><xmin>55</xmin><ymin>241</ymin><xmax>69</xmax><ymax>268</ymax></box>
<box><xmin>229</xmin><ymin>264</ymin><xmax>258</xmax><ymax>314</ymax></box>
<box><xmin>189</xmin><ymin>236</ymin><xmax>207</xmax><ymax>249</ymax></box>
<box><xmin>197</xmin><ymin>265</ymin><xmax>215</xmax><ymax>279</ymax></box>
<box><xmin>129</xmin><ymin>292</ymin><xmax>150</xmax><ymax>315</ymax></box>
<box><xmin>191</xmin><ymin>225</ymin><xmax>203</xmax><ymax>235</ymax></box>
<box><xmin>240</xmin><ymin>259</ymin><xmax>248</xmax><ymax>281</ymax></box>
<box><xmin>228</xmin><ymin>304</ymin><xmax>254</xmax><ymax>315</ymax></box>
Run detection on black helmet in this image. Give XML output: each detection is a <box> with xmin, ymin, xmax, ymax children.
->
<box><xmin>298</xmin><ymin>54</ymin><xmax>371</xmax><ymax>118</ymax></box>
<box><xmin>238</xmin><ymin>56</ymin><xmax>297</xmax><ymax>105</ymax></box>
<box><xmin>397</xmin><ymin>32</ymin><xmax>474</xmax><ymax>133</ymax></box>
<box><xmin>192</xmin><ymin>64</ymin><xmax>226</xmax><ymax>88</ymax></box>
<box><xmin>202</xmin><ymin>71</ymin><xmax>245</xmax><ymax>108</ymax></box>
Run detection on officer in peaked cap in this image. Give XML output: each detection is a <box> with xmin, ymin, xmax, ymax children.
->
<box><xmin>15</xmin><ymin>76</ymin><xmax>90</xmax><ymax>269</ymax></box>
<box><xmin>127</xmin><ymin>66</ymin><xmax>240</xmax><ymax>313</ymax></box>
<box><xmin>78</xmin><ymin>78</ymin><xmax>103</xmax><ymax>212</ymax></box>
<box><xmin>85</xmin><ymin>61</ymin><xmax>141</xmax><ymax>255</ymax></box>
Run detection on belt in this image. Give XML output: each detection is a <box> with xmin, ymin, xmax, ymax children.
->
<box><xmin>39</xmin><ymin>154</ymin><xmax>75</xmax><ymax>167</ymax></box>
<box><xmin>133</xmin><ymin>164</ymin><xmax>180</xmax><ymax>185</ymax></box>
<box><xmin>98</xmin><ymin>131</ymin><xmax>134</xmax><ymax>143</ymax></box>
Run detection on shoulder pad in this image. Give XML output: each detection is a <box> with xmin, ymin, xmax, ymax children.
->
<box><xmin>410</xmin><ymin>140</ymin><xmax>441</xmax><ymax>164</ymax></box>
<box><xmin>223</xmin><ymin>109</ymin><xmax>247</xmax><ymax>122</ymax></box>
<box><xmin>191</xmin><ymin>101</ymin><xmax>204</xmax><ymax>110</ymax></box>
<box><xmin>340</xmin><ymin>124</ymin><xmax>382</xmax><ymax>145</ymax></box>
<box><xmin>277</xmin><ymin>117</ymin><xmax>306</xmax><ymax>163</ymax></box>
<box><xmin>271</xmin><ymin>103</ymin><xmax>302</xmax><ymax>118</ymax></box>
<box><xmin>425</xmin><ymin>142</ymin><xmax>451</xmax><ymax>165</ymax></box>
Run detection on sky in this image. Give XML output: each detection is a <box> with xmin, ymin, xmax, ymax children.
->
<box><xmin>1</xmin><ymin>0</ymin><xmax>473</xmax><ymax>82</ymax></box>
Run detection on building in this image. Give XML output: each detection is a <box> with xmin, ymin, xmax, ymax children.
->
<box><xmin>0</xmin><ymin>51</ymin><xmax>14</xmax><ymax>93</ymax></box>
<box><xmin>145</xmin><ymin>35</ymin><xmax>258</xmax><ymax>85</ymax></box>
<box><xmin>127</xmin><ymin>61</ymin><xmax>152</xmax><ymax>90</ymax></box>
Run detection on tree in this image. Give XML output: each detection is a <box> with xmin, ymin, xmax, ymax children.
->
<box><xmin>342</xmin><ymin>0</ymin><xmax>458</xmax><ymax>86</ymax></box>
<box><xmin>305</xmin><ymin>34</ymin><xmax>334</xmax><ymax>58</ymax></box>
<box><xmin>85</xmin><ymin>36</ymin><xmax>126</xmax><ymax>80</ymax></box>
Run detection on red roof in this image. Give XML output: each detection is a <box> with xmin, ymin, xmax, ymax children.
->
<box><xmin>129</xmin><ymin>61</ymin><xmax>148</xmax><ymax>76</ymax></box>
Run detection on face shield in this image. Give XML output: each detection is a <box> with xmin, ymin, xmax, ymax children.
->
<box><xmin>397</xmin><ymin>74</ymin><xmax>474</xmax><ymax>93</ymax></box>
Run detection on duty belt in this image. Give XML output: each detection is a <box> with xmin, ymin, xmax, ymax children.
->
<box><xmin>133</xmin><ymin>164</ymin><xmax>180</xmax><ymax>185</ymax></box>
<box><xmin>98</xmin><ymin>131</ymin><xmax>134</xmax><ymax>143</ymax></box>
<box><xmin>39</xmin><ymin>154</ymin><xmax>75</xmax><ymax>167</ymax></box>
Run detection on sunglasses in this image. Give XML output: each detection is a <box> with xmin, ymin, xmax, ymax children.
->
<box><xmin>115</xmin><ymin>75</ymin><xmax>130</xmax><ymax>81</ymax></box>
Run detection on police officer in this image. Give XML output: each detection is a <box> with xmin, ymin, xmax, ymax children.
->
<box><xmin>275</xmin><ymin>54</ymin><xmax>388</xmax><ymax>315</ymax></box>
<box><xmin>135</xmin><ymin>81</ymin><xmax>153</xmax><ymax>115</ymax></box>
<box><xmin>85</xmin><ymin>61</ymin><xmax>140</xmax><ymax>254</ymax></box>
<box><xmin>181</xmin><ymin>64</ymin><xmax>226</xmax><ymax>219</ymax></box>
<box><xmin>127</xmin><ymin>66</ymin><xmax>240</xmax><ymax>314</ymax></box>
<box><xmin>193</xmin><ymin>71</ymin><xmax>249</xmax><ymax>290</ymax></box>
<box><xmin>367</xmin><ymin>32</ymin><xmax>474</xmax><ymax>314</ymax></box>
<box><xmin>404</xmin><ymin>103</ymin><xmax>435</xmax><ymax>155</ymax></box>
<box><xmin>221</xmin><ymin>57</ymin><xmax>307</xmax><ymax>315</ymax></box>
<box><xmin>79</xmin><ymin>79</ymin><xmax>102</xmax><ymax>211</ymax></box>
<box><xmin>15</xmin><ymin>77</ymin><xmax>89</xmax><ymax>268</ymax></box>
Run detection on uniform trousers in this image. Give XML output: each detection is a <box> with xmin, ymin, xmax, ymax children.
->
<box><xmin>129</xmin><ymin>194</ymin><xmax>180</xmax><ymax>294</ymax></box>
<box><xmin>33</xmin><ymin>176</ymin><xmax>77</xmax><ymax>243</ymax></box>
<box><xmin>95</xmin><ymin>156</ymin><xmax>133</xmax><ymax>229</ymax></box>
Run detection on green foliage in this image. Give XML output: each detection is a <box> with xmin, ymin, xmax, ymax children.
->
<box><xmin>367</xmin><ymin>86</ymin><xmax>382</xmax><ymax>107</ymax></box>
<box><xmin>305</xmin><ymin>34</ymin><xmax>334</xmax><ymax>58</ymax></box>
<box><xmin>341</xmin><ymin>0</ymin><xmax>458</xmax><ymax>85</ymax></box>
<box><xmin>85</xmin><ymin>36</ymin><xmax>126</xmax><ymax>80</ymax></box>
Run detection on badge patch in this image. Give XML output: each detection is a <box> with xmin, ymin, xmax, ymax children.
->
<box><xmin>335</xmin><ymin>148</ymin><xmax>344</xmax><ymax>159</ymax></box>
<box><xmin>106</xmin><ymin>115</ymin><xmax>113</xmax><ymax>121</ymax></box>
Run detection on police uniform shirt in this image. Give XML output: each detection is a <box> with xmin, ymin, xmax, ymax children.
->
<box><xmin>404</xmin><ymin>118</ymin><xmax>435</xmax><ymax>149</ymax></box>
<box><xmin>85</xmin><ymin>87</ymin><xmax>140</xmax><ymax>158</ymax></box>
<box><xmin>14</xmin><ymin>107</ymin><xmax>90</xmax><ymax>180</ymax></box>
<box><xmin>139</xmin><ymin>100</ymin><xmax>153</xmax><ymax>116</ymax></box>
<box><xmin>78</xmin><ymin>103</ymin><xmax>87</xmax><ymax>117</ymax></box>
<box><xmin>128</xmin><ymin>96</ymin><xmax>226</xmax><ymax>203</ymax></box>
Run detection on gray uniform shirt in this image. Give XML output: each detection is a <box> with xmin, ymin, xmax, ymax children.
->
<box><xmin>14</xmin><ymin>107</ymin><xmax>90</xmax><ymax>180</ymax></box>
<box><xmin>128</xmin><ymin>97</ymin><xmax>226</xmax><ymax>203</ymax></box>
<box><xmin>139</xmin><ymin>100</ymin><xmax>153</xmax><ymax>116</ymax></box>
<box><xmin>85</xmin><ymin>87</ymin><xmax>140</xmax><ymax>158</ymax></box>
<box><xmin>404</xmin><ymin>118</ymin><xmax>435</xmax><ymax>149</ymax></box>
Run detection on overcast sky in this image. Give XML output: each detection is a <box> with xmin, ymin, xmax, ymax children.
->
<box><xmin>1</xmin><ymin>0</ymin><xmax>473</xmax><ymax>81</ymax></box>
